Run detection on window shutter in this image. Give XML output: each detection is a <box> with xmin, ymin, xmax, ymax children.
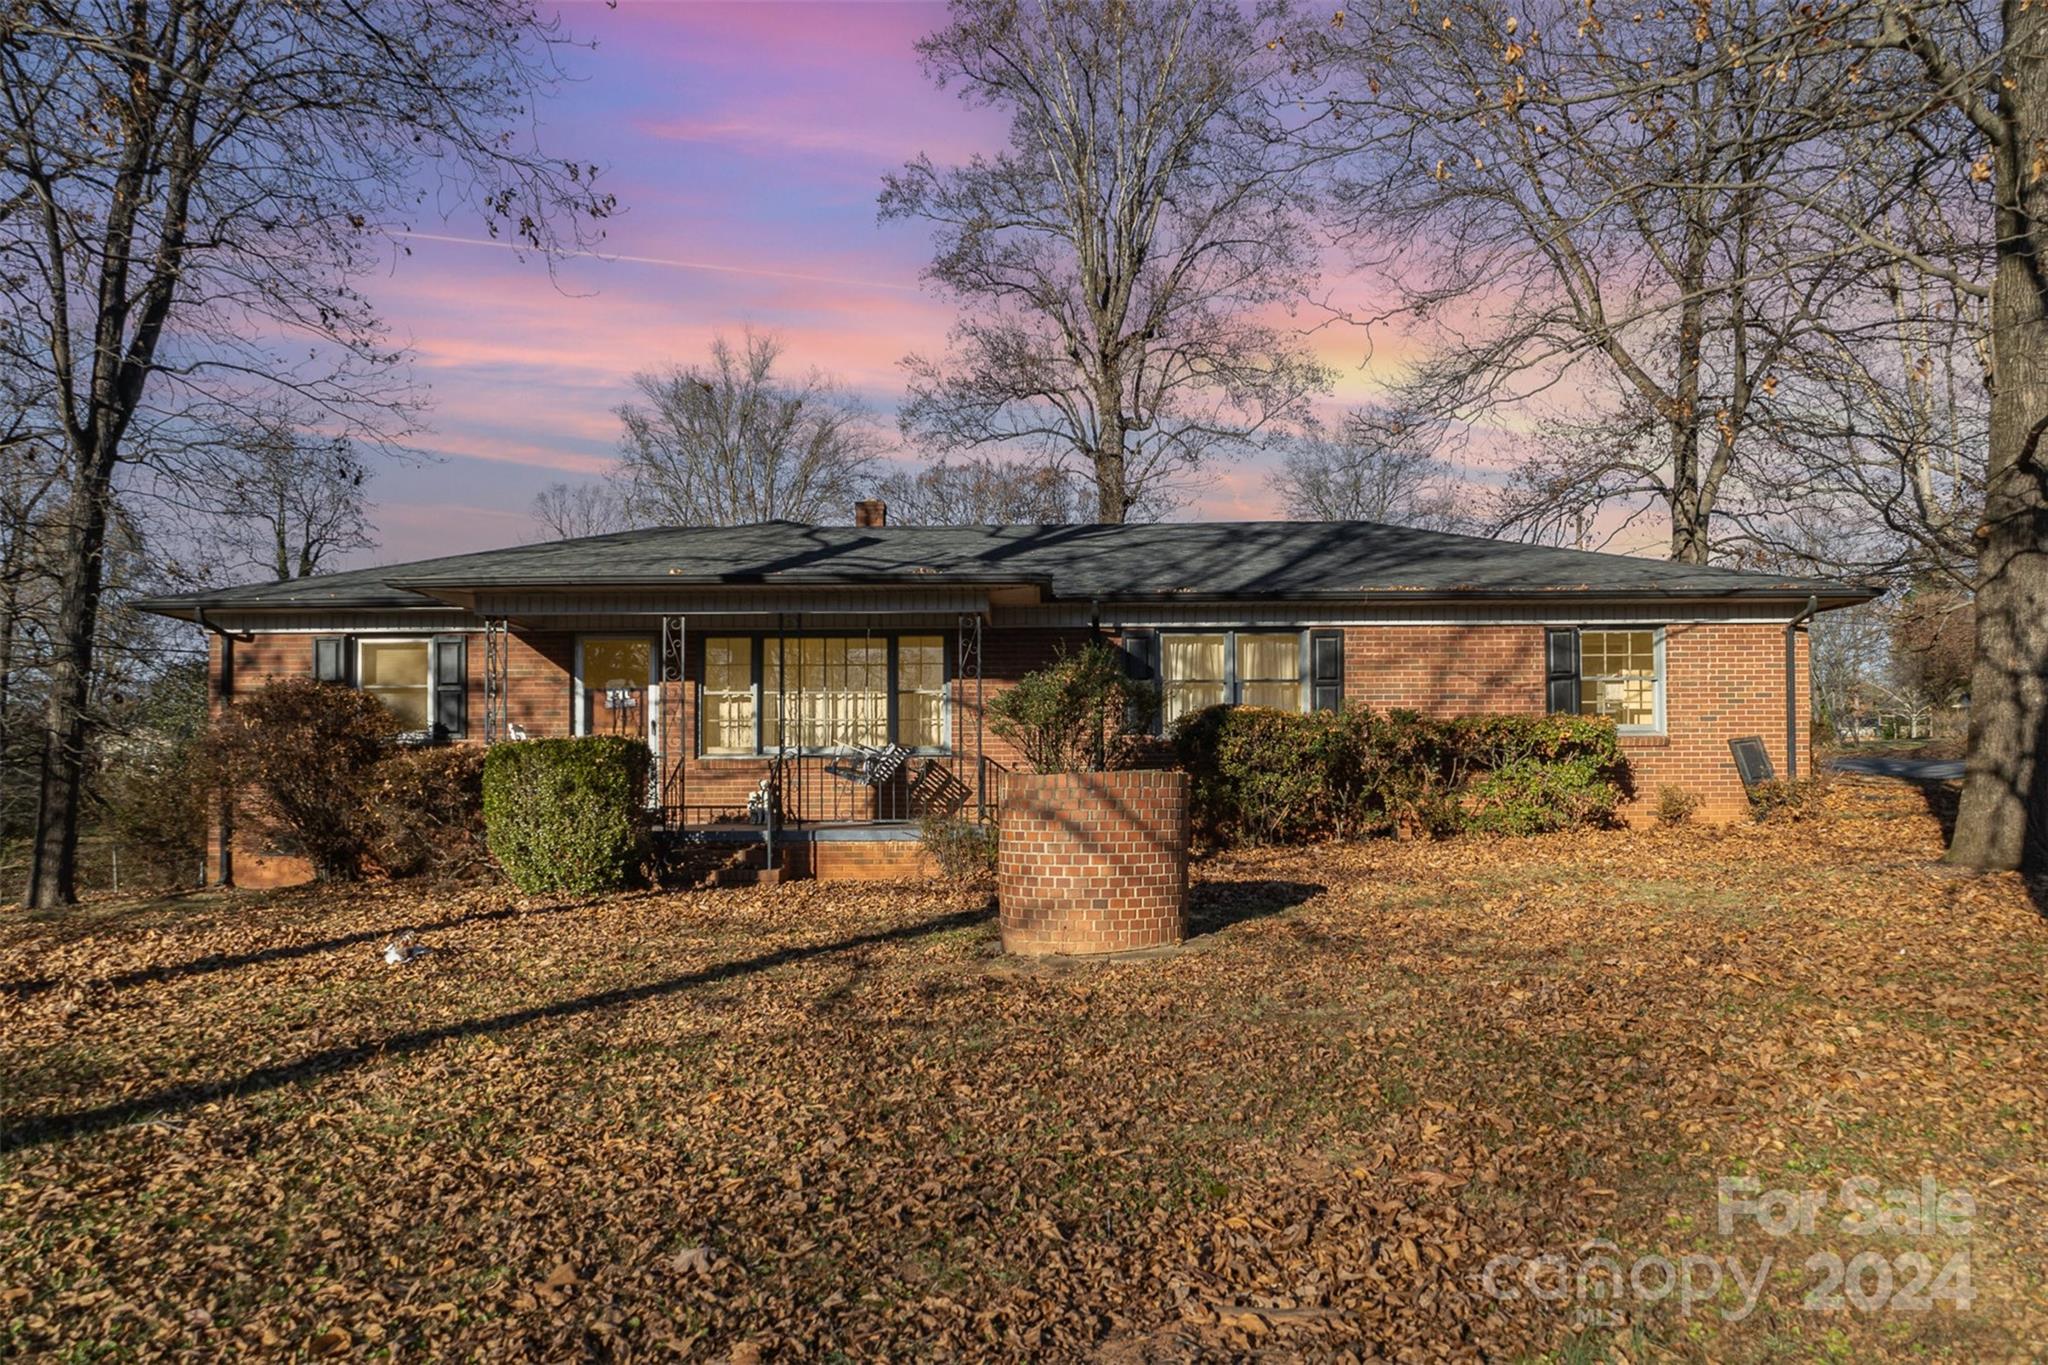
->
<box><xmin>1310</xmin><ymin>630</ymin><xmax>1345</xmax><ymax>712</ymax></box>
<box><xmin>433</xmin><ymin>635</ymin><xmax>468</xmax><ymax>739</ymax></box>
<box><xmin>313</xmin><ymin>636</ymin><xmax>348</xmax><ymax>684</ymax></box>
<box><xmin>1119</xmin><ymin>628</ymin><xmax>1161</xmax><ymax>734</ymax></box>
<box><xmin>1545</xmin><ymin>628</ymin><xmax>1580</xmax><ymax>714</ymax></box>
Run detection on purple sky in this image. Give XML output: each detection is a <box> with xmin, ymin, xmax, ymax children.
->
<box><xmin>356</xmin><ymin>1</ymin><xmax>1424</xmax><ymax>567</ymax></box>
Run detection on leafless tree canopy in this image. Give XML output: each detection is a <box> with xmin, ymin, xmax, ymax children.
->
<box><xmin>874</xmin><ymin>456</ymin><xmax>1090</xmax><ymax>526</ymax></box>
<box><xmin>187</xmin><ymin>412</ymin><xmax>376</xmax><ymax>582</ymax></box>
<box><xmin>1301</xmin><ymin>0</ymin><xmax>1984</xmax><ymax>571</ymax></box>
<box><xmin>883</xmin><ymin>0</ymin><xmax>1332</xmax><ymax>523</ymax></box>
<box><xmin>530</xmin><ymin>480</ymin><xmax>631</xmax><ymax>542</ymax></box>
<box><xmin>613</xmin><ymin>332</ymin><xmax>883</xmax><ymax>528</ymax></box>
<box><xmin>1</xmin><ymin>0</ymin><xmax>612</xmax><ymax>906</ymax></box>
<box><xmin>1272</xmin><ymin>408</ymin><xmax>1470</xmax><ymax>531</ymax></box>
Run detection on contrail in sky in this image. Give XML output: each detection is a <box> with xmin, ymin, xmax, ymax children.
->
<box><xmin>403</xmin><ymin>231</ymin><xmax>923</xmax><ymax>294</ymax></box>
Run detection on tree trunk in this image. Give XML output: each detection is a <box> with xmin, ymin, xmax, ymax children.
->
<box><xmin>24</xmin><ymin>469</ymin><xmax>114</xmax><ymax>908</ymax></box>
<box><xmin>1950</xmin><ymin>2</ymin><xmax>2048</xmax><ymax>871</ymax></box>
<box><xmin>1093</xmin><ymin>381</ymin><xmax>1130</xmax><ymax>523</ymax></box>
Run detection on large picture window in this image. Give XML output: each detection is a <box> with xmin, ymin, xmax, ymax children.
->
<box><xmin>767</xmin><ymin>636</ymin><xmax>889</xmax><ymax>750</ymax></box>
<box><xmin>1160</xmin><ymin>630</ymin><xmax>1306</xmax><ymax>725</ymax></box>
<box><xmin>699</xmin><ymin>634</ymin><xmax>948</xmax><ymax>755</ymax></box>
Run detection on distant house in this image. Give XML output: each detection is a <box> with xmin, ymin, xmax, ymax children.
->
<box><xmin>139</xmin><ymin>501</ymin><xmax>1872</xmax><ymax>884</ymax></box>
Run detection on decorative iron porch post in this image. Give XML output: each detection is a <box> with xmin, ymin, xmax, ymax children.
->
<box><xmin>481</xmin><ymin>618</ymin><xmax>510</xmax><ymax>742</ymax></box>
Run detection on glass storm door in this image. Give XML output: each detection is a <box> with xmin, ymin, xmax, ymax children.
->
<box><xmin>577</xmin><ymin>636</ymin><xmax>658</xmax><ymax>759</ymax></box>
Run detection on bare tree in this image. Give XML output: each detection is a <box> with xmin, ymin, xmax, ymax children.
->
<box><xmin>1306</xmin><ymin>0</ymin><xmax>1891</xmax><ymax>565</ymax></box>
<box><xmin>882</xmin><ymin>0</ymin><xmax>1331</xmax><ymax>523</ymax></box>
<box><xmin>1272</xmin><ymin>408</ymin><xmax>1470</xmax><ymax>530</ymax></box>
<box><xmin>1830</xmin><ymin>0</ymin><xmax>2048</xmax><ymax>868</ymax></box>
<box><xmin>530</xmin><ymin>480</ymin><xmax>631</xmax><ymax>541</ymax></box>
<box><xmin>613</xmin><ymin>332</ymin><xmax>883</xmax><ymax>528</ymax></box>
<box><xmin>874</xmin><ymin>455</ymin><xmax>1089</xmax><ymax>526</ymax></box>
<box><xmin>0</xmin><ymin>0</ymin><xmax>613</xmax><ymax>907</ymax></box>
<box><xmin>202</xmin><ymin>412</ymin><xmax>375</xmax><ymax>581</ymax></box>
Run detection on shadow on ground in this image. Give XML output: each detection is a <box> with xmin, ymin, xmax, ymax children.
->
<box><xmin>1</xmin><ymin>902</ymin><xmax>994</xmax><ymax>1153</ymax></box>
<box><xmin>1186</xmin><ymin>878</ymin><xmax>1323</xmax><ymax>938</ymax></box>
<box><xmin>0</xmin><ymin>897</ymin><xmax>600</xmax><ymax>1001</ymax></box>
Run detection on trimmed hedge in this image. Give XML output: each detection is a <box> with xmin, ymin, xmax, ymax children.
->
<box><xmin>482</xmin><ymin>736</ymin><xmax>652</xmax><ymax>893</ymax></box>
<box><xmin>1173</xmin><ymin>705</ymin><xmax>1627</xmax><ymax>845</ymax></box>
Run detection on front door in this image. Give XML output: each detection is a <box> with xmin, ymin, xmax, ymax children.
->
<box><xmin>576</xmin><ymin>638</ymin><xmax>659</xmax><ymax>796</ymax></box>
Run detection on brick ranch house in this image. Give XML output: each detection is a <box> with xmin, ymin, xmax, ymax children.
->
<box><xmin>139</xmin><ymin>504</ymin><xmax>1873</xmax><ymax>885</ymax></box>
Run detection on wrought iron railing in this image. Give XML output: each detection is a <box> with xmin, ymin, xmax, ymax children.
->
<box><xmin>662</xmin><ymin>749</ymin><xmax>1006</xmax><ymax>830</ymax></box>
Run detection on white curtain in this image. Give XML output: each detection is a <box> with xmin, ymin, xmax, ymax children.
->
<box><xmin>1164</xmin><ymin>634</ymin><xmax>1226</xmax><ymax>724</ymax></box>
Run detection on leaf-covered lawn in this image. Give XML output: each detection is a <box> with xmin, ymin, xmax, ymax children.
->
<box><xmin>3</xmin><ymin>779</ymin><xmax>2043</xmax><ymax>1361</ymax></box>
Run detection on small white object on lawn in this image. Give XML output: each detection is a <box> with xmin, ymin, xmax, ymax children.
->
<box><xmin>382</xmin><ymin>934</ymin><xmax>429</xmax><ymax>965</ymax></box>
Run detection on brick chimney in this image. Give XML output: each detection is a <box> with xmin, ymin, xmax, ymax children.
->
<box><xmin>854</xmin><ymin>499</ymin><xmax>887</xmax><ymax>528</ymax></box>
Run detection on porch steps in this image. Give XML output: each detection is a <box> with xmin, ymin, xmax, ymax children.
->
<box><xmin>653</xmin><ymin>838</ymin><xmax>798</xmax><ymax>890</ymax></box>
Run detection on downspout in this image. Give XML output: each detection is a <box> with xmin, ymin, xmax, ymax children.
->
<box><xmin>1785</xmin><ymin>596</ymin><xmax>1819</xmax><ymax>779</ymax></box>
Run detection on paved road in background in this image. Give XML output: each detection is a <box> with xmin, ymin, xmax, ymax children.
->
<box><xmin>1827</xmin><ymin>756</ymin><xmax>1965</xmax><ymax>782</ymax></box>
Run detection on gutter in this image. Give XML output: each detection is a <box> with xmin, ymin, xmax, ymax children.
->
<box><xmin>1786</xmin><ymin>595</ymin><xmax>1820</xmax><ymax>778</ymax></box>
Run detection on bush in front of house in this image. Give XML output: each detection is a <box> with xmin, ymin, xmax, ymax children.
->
<box><xmin>986</xmin><ymin>639</ymin><xmax>1160</xmax><ymax>774</ymax></box>
<box><xmin>1656</xmin><ymin>784</ymin><xmax>1703</xmax><ymax>825</ymax></box>
<box><xmin>207</xmin><ymin>677</ymin><xmax>398</xmax><ymax>880</ymax></box>
<box><xmin>1171</xmin><ymin>703</ymin><xmax>1375</xmax><ymax>844</ymax></box>
<box><xmin>918</xmin><ymin>812</ymin><xmax>999</xmax><ymax>881</ymax></box>
<box><xmin>1172</xmin><ymin>705</ymin><xmax>1627</xmax><ymax>846</ymax></box>
<box><xmin>1748</xmin><ymin>775</ymin><xmax>1826</xmax><ymax>822</ymax></box>
<box><xmin>367</xmin><ymin>745</ymin><xmax>490</xmax><ymax>880</ymax></box>
<box><xmin>482</xmin><ymin>736</ymin><xmax>652</xmax><ymax>893</ymax></box>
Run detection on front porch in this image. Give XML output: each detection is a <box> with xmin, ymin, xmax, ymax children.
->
<box><xmin>462</xmin><ymin>593</ymin><xmax>1014</xmax><ymax>845</ymax></box>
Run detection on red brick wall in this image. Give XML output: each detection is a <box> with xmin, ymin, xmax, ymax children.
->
<box><xmin>997</xmin><ymin>769</ymin><xmax>1190</xmax><ymax>955</ymax></box>
<box><xmin>1323</xmin><ymin>621</ymin><xmax>1808</xmax><ymax>820</ymax></box>
<box><xmin>206</xmin><ymin>615</ymin><xmax>1811</xmax><ymax>884</ymax></box>
<box><xmin>1344</xmin><ymin>624</ymin><xmax>1547</xmax><ymax>713</ymax></box>
<box><xmin>795</xmin><ymin>840</ymin><xmax>939</xmax><ymax>882</ymax></box>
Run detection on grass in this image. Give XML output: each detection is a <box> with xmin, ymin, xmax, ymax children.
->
<box><xmin>2</xmin><ymin>776</ymin><xmax>2044</xmax><ymax>1360</ymax></box>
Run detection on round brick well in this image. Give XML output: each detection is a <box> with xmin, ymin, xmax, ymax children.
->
<box><xmin>997</xmin><ymin>769</ymin><xmax>1191</xmax><ymax>956</ymax></box>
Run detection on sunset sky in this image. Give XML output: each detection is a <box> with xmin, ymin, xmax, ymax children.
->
<box><xmin>356</xmin><ymin>0</ymin><xmax>1437</xmax><ymax>566</ymax></box>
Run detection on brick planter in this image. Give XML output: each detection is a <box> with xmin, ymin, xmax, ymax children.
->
<box><xmin>997</xmin><ymin>769</ymin><xmax>1191</xmax><ymax>956</ymax></box>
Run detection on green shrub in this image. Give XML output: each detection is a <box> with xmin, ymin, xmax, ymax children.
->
<box><xmin>483</xmin><ymin>736</ymin><xmax>652</xmax><ymax>893</ymax></box>
<box><xmin>1172</xmin><ymin>705</ymin><xmax>1373</xmax><ymax>844</ymax></box>
<box><xmin>1655</xmin><ymin>785</ymin><xmax>1703</xmax><ymax>825</ymax></box>
<box><xmin>919</xmin><ymin>813</ymin><xmax>998</xmax><ymax>881</ymax></box>
<box><xmin>987</xmin><ymin>640</ymin><xmax>1160</xmax><ymax>774</ymax></box>
<box><xmin>1172</xmin><ymin>705</ymin><xmax>1626</xmax><ymax>846</ymax></box>
<box><xmin>367</xmin><ymin>745</ymin><xmax>490</xmax><ymax>880</ymax></box>
<box><xmin>1463</xmin><ymin>756</ymin><xmax>1625</xmax><ymax>835</ymax></box>
<box><xmin>206</xmin><ymin>678</ymin><xmax>397</xmax><ymax>880</ymax></box>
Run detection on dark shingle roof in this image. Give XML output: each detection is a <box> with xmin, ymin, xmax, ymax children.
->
<box><xmin>135</xmin><ymin>520</ymin><xmax>1873</xmax><ymax>614</ymax></box>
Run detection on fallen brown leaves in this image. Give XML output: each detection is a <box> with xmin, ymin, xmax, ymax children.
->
<box><xmin>2</xmin><ymin>777</ymin><xmax>2043</xmax><ymax>1361</ymax></box>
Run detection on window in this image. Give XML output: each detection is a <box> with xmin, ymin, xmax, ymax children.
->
<box><xmin>767</xmin><ymin>636</ymin><xmax>888</xmax><ymax>750</ymax></box>
<box><xmin>1577</xmin><ymin>628</ymin><xmax>1662</xmax><ymax>731</ymax></box>
<box><xmin>357</xmin><ymin>640</ymin><xmax>431</xmax><ymax>729</ymax></box>
<box><xmin>896</xmin><ymin>636</ymin><xmax>947</xmax><ymax>749</ymax></box>
<box><xmin>1160</xmin><ymin>630</ymin><xmax>1307</xmax><ymax>724</ymax></box>
<box><xmin>1238</xmin><ymin>634</ymin><xmax>1303</xmax><ymax>711</ymax></box>
<box><xmin>702</xmin><ymin>634</ymin><xmax>947</xmax><ymax>755</ymax></box>
<box><xmin>1163</xmin><ymin>634</ymin><xmax>1228</xmax><ymax>725</ymax></box>
<box><xmin>701</xmin><ymin>637</ymin><xmax>755</xmax><ymax>755</ymax></box>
